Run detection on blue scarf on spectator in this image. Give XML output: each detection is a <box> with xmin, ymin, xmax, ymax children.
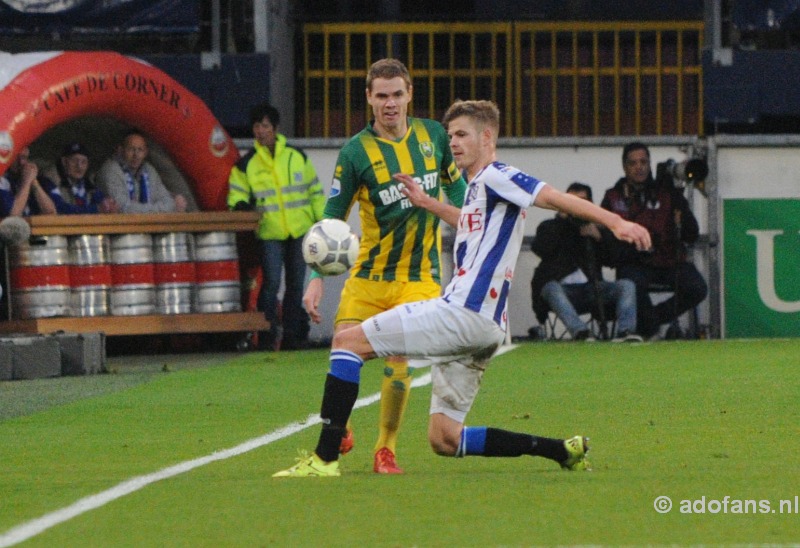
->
<box><xmin>123</xmin><ymin>165</ymin><xmax>149</xmax><ymax>203</ymax></box>
<box><xmin>70</xmin><ymin>179</ymin><xmax>87</xmax><ymax>206</ymax></box>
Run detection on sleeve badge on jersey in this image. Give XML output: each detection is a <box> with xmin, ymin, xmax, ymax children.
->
<box><xmin>447</xmin><ymin>162</ymin><xmax>460</xmax><ymax>182</ymax></box>
<box><xmin>419</xmin><ymin>141</ymin><xmax>435</xmax><ymax>159</ymax></box>
<box><xmin>330</xmin><ymin>178</ymin><xmax>341</xmax><ymax>197</ymax></box>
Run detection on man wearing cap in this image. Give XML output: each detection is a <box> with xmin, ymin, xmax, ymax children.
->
<box><xmin>51</xmin><ymin>142</ymin><xmax>120</xmax><ymax>215</ymax></box>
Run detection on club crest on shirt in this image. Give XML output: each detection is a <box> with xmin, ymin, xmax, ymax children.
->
<box><xmin>611</xmin><ymin>198</ymin><xmax>629</xmax><ymax>213</ymax></box>
<box><xmin>465</xmin><ymin>182</ymin><xmax>480</xmax><ymax>204</ymax></box>
<box><xmin>419</xmin><ymin>141</ymin><xmax>434</xmax><ymax>159</ymax></box>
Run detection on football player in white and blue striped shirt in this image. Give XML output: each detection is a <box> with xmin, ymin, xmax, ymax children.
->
<box><xmin>274</xmin><ymin>99</ymin><xmax>651</xmax><ymax>478</ymax></box>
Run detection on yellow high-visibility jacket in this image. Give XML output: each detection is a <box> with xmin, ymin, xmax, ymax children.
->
<box><xmin>227</xmin><ymin>134</ymin><xmax>325</xmax><ymax>240</ymax></box>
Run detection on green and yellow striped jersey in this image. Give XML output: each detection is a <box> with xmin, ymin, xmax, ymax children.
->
<box><xmin>324</xmin><ymin>117</ymin><xmax>466</xmax><ymax>284</ymax></box>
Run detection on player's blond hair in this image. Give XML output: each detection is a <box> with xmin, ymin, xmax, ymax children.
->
<box><xmin>366</xmin><ymin>58</ymin><xmax>412</xmax><ymax>91</ymax></box>
<box><xmin>443</xmin><ymin>100</ymin><xmax>500</xmax><ymax>137</ymax></box>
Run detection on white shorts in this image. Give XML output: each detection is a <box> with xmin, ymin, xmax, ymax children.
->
<box><xmin>361</xmin><ymin>298</ymin><xmax>506</xmax><ymax>423</ymax></box>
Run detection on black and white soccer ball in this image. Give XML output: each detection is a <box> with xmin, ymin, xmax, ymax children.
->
<box><xmin>302</xmin><ymin>219</ymin><xmax>360</xmax><ymax>276</ymax></box>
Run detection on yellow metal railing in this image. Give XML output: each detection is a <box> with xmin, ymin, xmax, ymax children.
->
<box><xmin>514</xmin><ymin>21</ymin><xmax>704</xmax><ymax>136</ymax></box>
<box><xmin>301</xmin><ymin>21</ymin><xmax>703</xmax><ymax>138</ymax></box>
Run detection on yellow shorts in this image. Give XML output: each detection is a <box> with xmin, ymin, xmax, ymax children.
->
<box><xmin>335</xmin><ymin>277</ymin><xmax>442</xmax><ymax>326</ymax></box>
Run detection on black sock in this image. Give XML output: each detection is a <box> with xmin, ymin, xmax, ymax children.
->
<box><xmin>315</xmin><ymin>374</ymin><xmax>359</xmax><ymax>462</ymax></box>
<box><xmin>484</xmin><ymin>428</ymin><xmax>568</xmax><ymax>462</ymax></box>
<box><xmin>528</xmin><ymin>434</ymin><xmax>569</xmax><ymax>462</ymax></box>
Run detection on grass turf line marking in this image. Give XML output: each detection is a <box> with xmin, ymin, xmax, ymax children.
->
<box><xmin>0</xmin><ymin>345</ymin><xmax>514</xmax><ymax>547</ymax></box>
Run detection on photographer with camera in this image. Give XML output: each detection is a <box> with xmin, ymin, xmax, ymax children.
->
<box><xmin>601</xmin><ymin>142</ymin><xmax>708</xmax><ymax>339</ymax></box>
<box><xmin>530</xmin><ymin>182</ymin><xmax>641</xmax><ymax>342</ymax></box>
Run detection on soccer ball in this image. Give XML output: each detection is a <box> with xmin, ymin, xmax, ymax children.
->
<box><xmin>302</xmin><ymin>219</ymin><xmax>360</xmax><ymax>276</ymax></box>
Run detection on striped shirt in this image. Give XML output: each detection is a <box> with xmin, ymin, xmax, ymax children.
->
<box><xmin>325</xmin><ymin>117</ymin><xmax>466</xmax><ymax>283</ymax></box>
<box><xmin>443</xmin><ymin>161</ymin><xmax>547</xmax><ymax>330</ymax></box>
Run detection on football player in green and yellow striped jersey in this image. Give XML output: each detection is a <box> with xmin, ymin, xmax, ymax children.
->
<box><xmin>303</xmin><ymin>58</ymin><xmax>466</xmax><ymax>473</ymax></box>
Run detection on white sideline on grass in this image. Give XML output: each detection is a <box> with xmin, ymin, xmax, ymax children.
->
<box><xmin>0</xmin><ymin>345</ymin><xmax>515</xmax><ymax>547</ymax></box>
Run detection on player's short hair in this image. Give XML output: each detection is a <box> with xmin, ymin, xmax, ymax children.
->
<box><xmin>566</xmin><ymin>181</ymin><xmax>593</xmax><ymax>202</ymax></box>
<box><xmin>366</xmin><ymin>58</ymin><xmax>411</xmax><ymax>91</ymax></box>
<box><xmin>622</xmin><ymin>141</ymin><xmax>650</xmax><ymax>164</ymax></box>
<box><xmin>249</xmin><ymin>102</ymin><xmax>280</xmax><ymax>127</ymax></box>
<box><xmin>443</xmin><ymin>100</ymin><xmax>500</xmax><ymax>136</ymax></box>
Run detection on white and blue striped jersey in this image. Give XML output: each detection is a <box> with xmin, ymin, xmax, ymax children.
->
<box><xmin>442</xmin><ymin>161</ymin><xmax>547</xmax><ymax>330</ymax></box>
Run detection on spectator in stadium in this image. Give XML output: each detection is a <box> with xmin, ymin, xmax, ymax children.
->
<box><xmin>227</xmin><ymin>102</ymin><xmax>325</xmax><ymax>352</ymax></box>
<box><xmin>51</xmin><ymin>142</ymin><xmax>120</xmax><ymax>215</ymax></box>
<box><xmin>300</xmin><ymin>58</ymin><xmax>467</xmax><ymax>474</ymax></box>
<box><xmin>96</xmin><ymin>129</ymin><xmax>188</xmax><ymax>213</ymax></box>
<box><xmin>0</xmin><ymin>146</ymin><xmax>57</xmax><ymax>217</ymax></box>
<box><xmin>601</xmin><ymin>142</ymin><xmax>707</xmax><ymax>339</ymax></box>
<box><xmin>531</xmin><ymin>182</ymin><xmax>641</xmax><ymax>342</ymax></box>
<box><xmin>273</xmin><ymin>99</ymin><xmax>651</xmax><ymax>478</ymax></box>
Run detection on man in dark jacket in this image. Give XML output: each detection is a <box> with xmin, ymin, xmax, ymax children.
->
<box><xmin>600</xmin><ymin>142</ymin><xmax>707</xmax><ymax>338</ymax></box>
<box><xmin>531</xmin><ymin>182</ymin><xmax>640</xmax><ymax>342</ymax></box>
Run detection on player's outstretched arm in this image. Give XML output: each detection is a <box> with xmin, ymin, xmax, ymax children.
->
<box><xmin>535</xmin><ymin>184</ymin><xmax>651</xmax><ymax>251</ymax></box>
<box><xmin>607</xmin><ymin>218</ymin><xmax>652</xmax><ymax>251</ymax></box>
<box><xmin>394</xmin><ymin>173</ymin><xmax>461</xmax><ymax>227</ymax></box>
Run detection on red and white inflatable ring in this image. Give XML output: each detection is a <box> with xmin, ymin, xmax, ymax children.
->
<box><xmin>0</xmin><ymin>51</ymin><xmax>238</xmax><ymax>211</ymax></box>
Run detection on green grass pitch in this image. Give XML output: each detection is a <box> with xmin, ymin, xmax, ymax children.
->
<box><xmin>1</xmin><ymin>339</ymin><xmax>798</xmax><ymax>546</ymax></box>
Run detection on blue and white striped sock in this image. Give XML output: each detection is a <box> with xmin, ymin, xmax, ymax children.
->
<box><xmin>455</xmin><ymin>426</ymin><xmax>488</xmax><ymax>457</ymax></box>
<box><xmin>329</xmin><ymin>349</ymin><xmax>364</xmax><ymax>384</ymax></box>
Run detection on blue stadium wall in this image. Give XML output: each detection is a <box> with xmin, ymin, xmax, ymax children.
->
<box><xmin>704</xmin><ymin>48</ymin><xmax>800</xmax><ymax>132</ymax></box>
<box><xmin>140</xmin><ymin>53</ymin><xmax>271</xmax><ymax>139</ymax></box>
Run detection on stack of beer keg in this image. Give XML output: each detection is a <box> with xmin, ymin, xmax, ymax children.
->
<box><xmin>153</xmin><ymin>232</ymin><xmax>196</xmax><ymax>314</ymax></box>
<box><xmin>194</xmin><ymin>232</ymin><xmax>242</xmax><ymax>313</ymax></box>
<box><xmin>9</xmin><ymin>235</ymin><xmax>71</xmax><ymax>319</ymax></box>
<box><xmin>7</xmin><ymin>231</ymin><xmax>242</xmax><ymax>318</ymax></box>
<box><xmin>68</xmin><ymin>234</ymin><xmax>112</xmax><ymax>317</ymax></box>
